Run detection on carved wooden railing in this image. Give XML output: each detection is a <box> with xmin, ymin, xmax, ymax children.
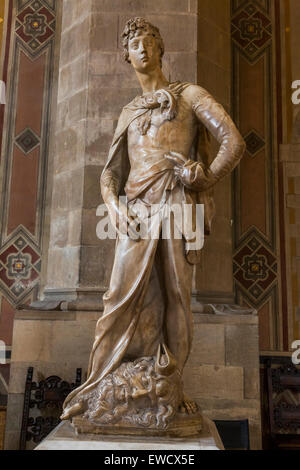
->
<box><xmin>19</xmin><ymin>367</ymin><xmax>82</xmax><ymax>450</ymax></box>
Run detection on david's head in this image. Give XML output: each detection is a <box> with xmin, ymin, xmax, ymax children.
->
<box><xmin>122</xmin><ymin>17</ymin><xmax>164</xmax><ymax>73</ymax></box>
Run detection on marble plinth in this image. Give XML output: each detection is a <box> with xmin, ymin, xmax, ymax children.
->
<box><xmin>72</xmin><ymin>411</ymin><xmax>203</xmax><ymax>438</ymax></box>
<box><xmin>35</xmin><ymin>418</ymin><xmax>224</xmax><ymax>451</ymax></box>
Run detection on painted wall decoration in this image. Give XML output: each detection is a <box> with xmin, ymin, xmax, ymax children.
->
<box><xmin>231</xmin><ymin>0</ymin><xmax>289</xmax><ymax>351</ymax></box>
<box><xmin>0</xmin><ymin>0</ymin><xmax>57</xmax><ymax>392</ymax></box>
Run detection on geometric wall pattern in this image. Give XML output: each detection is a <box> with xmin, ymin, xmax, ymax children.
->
<box><xmin>15</xmin><ymin>0</ymin><xmax>55</xmax><ymax>57</ymax></box>
<box><xmin>0</xmin><ymin>227</ymin><xmax>41</xmax><ymax>304</ymax></box>
<box><xmin>0</xmin><ymin>0</ymin><xmax>57</xmax><ymax>392</ymax></box>
<box><xmin>0</xmin><ymin>0</ymin><xmax>14</xmax><ymax>397</ymax></box>
<box><xmin>233</xmin><ymin>228</ymin><xmax>277</xmax><ymax>306</ymax></box>
<box><xmin>244</xmin><ymin>129</ymin><xmax>265</xmax><ymax>157</ymax></box>
<box><xmin>231</xmin><ymin>0</ymin><xmax>283</xmax><ymax>351</ymax></box>
<box><xmin>15</xmin><ymin>127</ymin><xmax>40</xmax><ymax>154</ymax></box>
<box><xmin>231</xmin><ymin>0</ymin><xmax>272</xmax><ymax>64</ymax></box>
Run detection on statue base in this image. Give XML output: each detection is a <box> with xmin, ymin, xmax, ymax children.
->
<box><xmin>71</xmin><ymin>411</ymin><xmax>202</xmax><ymax>439</ymax></box>
<box><xmin>35</xmin><ymin>417</ymin><xmax>223</xmax><ymax>450</ymax></box>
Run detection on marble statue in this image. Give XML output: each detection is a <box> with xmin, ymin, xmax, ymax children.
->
<box><xmin>61</xmin><ymin>17</ymin><xmax>246</xmax><ymax>436</ymax></box>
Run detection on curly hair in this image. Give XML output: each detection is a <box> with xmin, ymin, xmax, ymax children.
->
<box><xmin>121</xmin><ymin>17</ymin><xmax>165</xmax><ymax>67</ymax></box>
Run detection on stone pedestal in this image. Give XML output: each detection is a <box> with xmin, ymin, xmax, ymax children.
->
<box><xmin>71</xmin><ymin>412</ymin><xmax>203</xmax><ymax>439</ymax></box>
<box><xmin>4</xmin><ymin>307</ymin><xmax>261</xmax><ymax>450</ymax></box>
<box><xmin>35</xmin><ymin>418</ymin><xmax>223</xmax><ymax>451</ymax></box>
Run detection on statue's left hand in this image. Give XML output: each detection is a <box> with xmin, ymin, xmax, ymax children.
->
<box><xmin>164</xmin><ymin>151</ymin><xmax>187</xmax><ymax>183</ymax></box>
<box><xmin>165</xmin><ymin>151</ymin><xmax>215</xmax><ymax>191</ymax></box>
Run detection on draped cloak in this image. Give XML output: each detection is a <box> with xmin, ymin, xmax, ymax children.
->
<box><xmin>101</xmin><ymin>81</ymin><xmax>216</xmax><ymax>259</ymax></box>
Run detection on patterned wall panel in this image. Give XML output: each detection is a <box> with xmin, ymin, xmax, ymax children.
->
<box><xmin>231</xmin><ymin>0</ymin><xmax>286</xmax><ymax>351</ymax></box>
<box><xmin>0</xmin><ymin>0</ymin><xmax>57</xmax><ymax>391</ymax></box>
<box><xmin>0</xmin><ymin>0</ymin><xmax>13</xmax><ymax>163</ymax></box>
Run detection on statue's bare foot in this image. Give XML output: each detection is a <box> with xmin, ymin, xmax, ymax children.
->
<box><xmin>179</xmin><ymin>393</ymin><xmax>199</xmax><ymax>415</ymax></box>
<box><xmin>60</xmin><ymin>401</ymin><xmax>84</xmax><ymax>420</ymax></box>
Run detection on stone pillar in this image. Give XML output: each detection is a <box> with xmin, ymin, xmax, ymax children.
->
<box><xmin>41</xmin><ymin>0</ymin><xmax>200</xmax><ymax>309</ymax></box>
<box><xmin>42</xmin><ymin>0</ymin><xmax>103</xmax><ymax>307</ymax></box>
<box><xmin>194</xmin><ymin>0</ymin><xmax>234</xmax><ymax>304</ymax></box>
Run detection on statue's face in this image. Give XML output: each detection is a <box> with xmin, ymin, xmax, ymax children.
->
<box><xmin>128</xmin><ymin>32</ymin><xmax>161</xmax><ymax>73</ymax></box>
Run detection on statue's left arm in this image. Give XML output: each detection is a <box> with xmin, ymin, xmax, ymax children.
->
<box><xmin>168</xmin><ymin>86</ymin><xmax>246</xmax><ymax>191</ymax></box>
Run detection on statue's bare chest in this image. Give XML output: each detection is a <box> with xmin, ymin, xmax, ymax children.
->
<box><xmin>127</xmin><ymin>96</ymin><xmax>197</xmax><ymax>151</ymax></box>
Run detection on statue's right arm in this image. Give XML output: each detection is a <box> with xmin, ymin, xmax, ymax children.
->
<box><xmin>100</xmin><ymin>126</ymin><xmax>136</xmax><ymax>237</ymax></box>
<box><xmin>101</xmin><ymin>168</ymin><xmax>120</xmax><ymax>209</ymax></box>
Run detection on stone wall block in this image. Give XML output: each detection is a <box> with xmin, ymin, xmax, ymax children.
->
<box><xmin>46</xmin><ymin>246</ymin><xmax>81</xmax><ymax>289</ymax></box>
<box><xmin>58</xmin><ymin>53</ymin><xmax>89</xmax><ymax>103</ymax></box>
<box><xmin>8</xmin><ymin>361</ymin><xmax>41</xmax><ymax>395</ymax></box>
<box><xmin>286</xmin><ymin>162</ymin><xmax>300</xmax><ymax>178</ymax></box>
<box><xmin>67</xmin><ymin>208</ymin><xmax>84</xmax><ymax>247</ymax></box>
<box><xmin>183</xmin><ymin>365</ymin><xmax>244</xmax><ymax>400</ymax></box>
<box><xmin>189</xmin><ymin>0</ymin><xmax>198</xmax><ymax>14</ymax></box>
<box><xmin>194</xmin><ymin>174</ymin><xmax>233</xmax><ymax>295</ymax></box>
<box><xmin>207</xmin><ymin>216</ymin><xmax>232</xmax><ymax>244</ymax></box>
<box><xmin>225</xmin><ymin>325</ymin><xmax>260</xmax><ymax>368</ymax></box>
<box><xmin>85</xmin><ymin>115</ymin><xmax>117</xmax><ymax>160</ymax></box>
<box><xmin>287</xmin><ymin>194</ymin><xmax>300</xmax><ymax>208</ymax></box>
<box><xmin>48</xmin><ymin>211</ymin><xmax>70</xmax><ymax>249</ymax></box>
<box><xmin>11</xmin><ymin>321</ymin><xmax>52</xmax><ymax>364</ymax></box>
<box><xmin>48</xmin><ymin>208</ymin><xmax>83</xmax><ymax>250</ymax></box>
<box><xmin>89</xmin><ymin>52</ymin><xmax>138</xmax><ymax>88</ymax></box>
<box><xmin>62</xmin><ymin>0</ymin><xmax>92</xmax><ymax>33</ymax></box>
<box><xmin>213</xmin><ymin>175</ymin><xmax>232</xmax><ymax>214</ymax></box>
<box><xmin>88</xmin><ymin>82</ymin><xmax>139</xmax><ymax>120</ymax></box>
<box><xmin>81</xmin><ymin>208</ymin><xmax>103</xmax><ymax>246</ymax></box>
<box><xmin>80</xmin><ymin>242</ymin><xmax>115</xmax><ymax>289</ymax></box>
<box><xmin>90</xmin><ymin>13</ymin><xmax>119</xmax><ymax>52</ymax></box>
<box><xmin>83</xmin><ymin>165</ymin><xmax>103</xmax><ymax>209</ymax></box>
<box><xmin>51</xmin><ymin>168</ymin><xmax>84</xmax><ymax>211</ymax></box>
<box><xmin>92</xmin><ymin>0</ymin><xmax>190</xmax><ymax>14</ymax></box>
<box><xmin>187</xmin><ymin>324</ymin><xmax>225</xmax><ymax>366</ymax></box>
<box><xmin>3</xmin><ymin>394</ymin><xmax>24</xmax><ymax>450</ymax></box>
<box><xmin>244</xmin><ymin>367</ymin><xmax>260</xmax><ymax>400</ymax></box>
<box><xmin>195</xmin><ymin>237</ymin><xmax>234</xmax><ymax>293</ymax></box>
<box><xmin>198</xmin><ymin>56</ymin><xmax>230</xmax><ymax>106</ymax></box>
<box><xmin>51</xmin><ymin>320</ymin><xmax>95</xmax><ymax>368</ymax></box>
<box><xmin>198</xmin><ymin>17</ymin><xmax>230</xmax><ymax>71</ymax></box>
<box><xmin>293</xmin><ymin>176</ymin><xmax>300</xmax><ymax>194</ymax></box>
<box><xmin>54</xmin><ymin>122</ymin><xmax>87</xmax><ymax>174</ymax></box>
<box><xmin>60</xmin><ymin>16</ymin><xmax>90</xmax><ymax>66</ymax></box>
<box><xmin>57</xmin><ymin>89</ymin><xmax>88</xmax><ymax>131</ymax></box>
<box><xmin>198</xmin><ymin>0</ymin><xmax>230</xmax><ymax>33</ymax></box>
<box><xmin>167</xmin><ymin>52</ymin><xmax>198</xmax><ymax>83</ymax></box>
